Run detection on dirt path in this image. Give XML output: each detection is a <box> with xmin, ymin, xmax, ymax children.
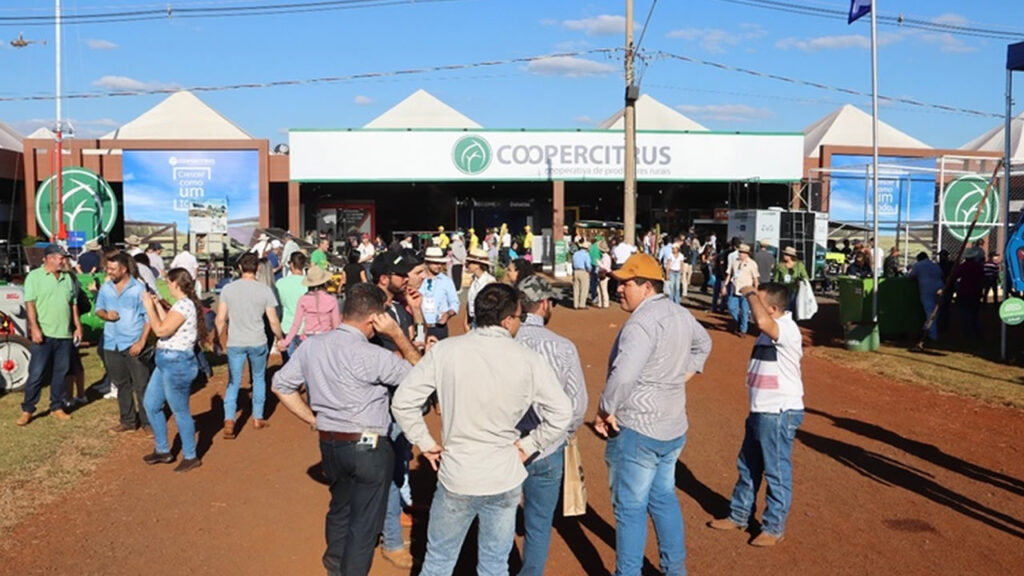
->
<box><xmin>1</xmin><ymin>303</ymin><xmax>1022</xmax><ymax>575</ymax></box>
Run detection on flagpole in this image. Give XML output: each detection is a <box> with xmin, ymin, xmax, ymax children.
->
<box><xmin>870</xmin><ymin>1</ymin><xmax>880</xmax><ymax>331</ymax></box>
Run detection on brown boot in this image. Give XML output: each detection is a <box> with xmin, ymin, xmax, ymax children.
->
<box><xmin>15</xmin><ymin>412</ymin><xmax>31</xmax><ymax>426</ymax></box>
<box><xmin>750</xmin><ymin>532</ymin><xmax>783</xmax><ymax>547</ymax></box>
<box><xmin>223</xmin><ymin>420</ymin><xmax>236</xmax><ymax>439</ymax></box>
<box><xmin>51</xmin><ymin>409</ymin><xmax>72</xmax><ymax>422</ymax></box>
<box><xmin>381</xmin><ymin>547</ymin><xmax>414</xmax><ymax>569</ymax></box>
<box><xmin>707</xmin><ymin>518</ymin><xmax>745</xmax><ymax>531</ymax></box>
<box><xmin>253</xmin><ymin>419</ymin><xmax>270</xmax><ymax>430</ymax></box>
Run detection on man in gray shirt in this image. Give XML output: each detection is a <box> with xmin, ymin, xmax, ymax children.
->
<box><xmin>272</xmin><ymin>283</ymin><xmax>421</xmax><ymax>576</ymax></box>
<box><xmin>215</xmin><ymin>252</ymin><xmax>285</xmax><ymax>438</ymax></box>
<box><xmin>513</xmin><ymin>275</ymin><xmax>588</xmax><ymax>576</ymax></box>
<box><xmin>753</xmin><ymin>241</ymin><xmax>776</xmax><ymax>285</ymax></box>
<box><xmin>595</xmin><ymin>253</ymin><xmax>712</xmax><ymax>576</ymax></box>
<box><xmin>392</xmin><ymin>283</ymin><xmax>572</xmax><ymax>576</ymax></box>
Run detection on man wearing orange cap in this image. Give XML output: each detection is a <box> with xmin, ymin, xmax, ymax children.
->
<box><xmin>594</xmin><ymin>253</ymin><xmax>712</xmax><ymax>576</ymax></box>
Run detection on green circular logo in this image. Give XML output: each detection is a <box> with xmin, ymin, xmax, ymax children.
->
<box><xmin>452</xmin><ymin>135</ymin><xmax>492</xmax><ymax>175</ymax></box>
<box><xmin>35</xmin><ymin>167</ymin><xmax>118</xmax><ymax>242</ymax></box>
<box><xmin>1000</xmin><ymin>297</ymin><xmax>1024</xmax><ymax>326</ymax></box>
<box><xmin>942</xmin><ymin>175</ymin><xmax>999</xmax><ymax>242</ymax></box>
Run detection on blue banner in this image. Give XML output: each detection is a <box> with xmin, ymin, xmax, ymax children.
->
<box><xmin>828</xmin><ymin>154</ymin><xmax>937</xmax><ymax>225</ymax></box>
<box><xmin>123</xmin><ymin>150</ymin><xmax>259</xmax><ymax>244</ymax></box>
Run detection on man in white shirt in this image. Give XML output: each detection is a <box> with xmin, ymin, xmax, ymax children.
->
<box><xmin>357</xmin><ymin>233</ymin><xmax>376</xmax><ymax>276</ymax></box>
<box><xmin>708</xmin><ymin>283</ymin><xmax>804</xmax><ymax>547</ymax></box>
<box><xmin>169</xmin><ymin>242</ymin><xmax>201</xmax><ymax>296</ymax></box>
<box><xmin>392</xmin><ymin>283</ymin><xmax>572</xmax><ymax>576</ymax></box>
<box><xmin>722</xmin><ymin>243</ymin><xmax>760</xmax><ymax>336</ymax></box>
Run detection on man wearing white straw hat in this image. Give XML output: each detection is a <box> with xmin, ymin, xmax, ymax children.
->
<box><xmin>722</xmin><ymin>243</ymin><xmax>760</xmax><ymax>337</ymax></box>
<box><xmin>125</xmin><ymin>234</ymin><xmax>144</xmax><ymax>257</ymax></box>
<box><xmin>463</xmin><ymin>247</ymin><xmax>495</xmax><ymax>331</ymax></box>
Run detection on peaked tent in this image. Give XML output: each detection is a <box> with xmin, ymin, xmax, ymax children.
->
<box><xmin>803</xmin><ymin>104</ymin><xmax>930</xmax><ymax>158</ymax></box>
<box><xmin>27</xmin><ymin>126</ymin><xmax>55</xmax><ymax>140</ymax></box>
<box><xmin>364</xmin><ymin>89</ymin><xmax>481</xmax><ymax>129</ymax></box>
<box><xmin>959</xmin><ymin>112</ymin><xmax>1024</xmax><ymax>162</ymax></box>
<box><xmin>0</xmin><ymin>122</ymin><xmax>23</xmax><ymax>152</ymax></box>
<box><xmin>600</xmin><ymin>94</ymin><xmax>708</xmax><ymax>131</ymax></box>
<box><xmin>101</xmin><ymin>90</ymin><xmax>253</xmax><ymax>141</ymax></box>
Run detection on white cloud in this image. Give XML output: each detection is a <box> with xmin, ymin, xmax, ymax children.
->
<box><xmin>91</xmin><ymin>75</ymin><xmax>174</xmax><ymax>91</ymax></box>
<box><xmin>666</xmin><ymin>24</ymin><xmax>766</xmax><ymax>53</ymax></box>
<box><xmin>526</xmin><ymin>56</ymin><xmax>617</xmax><ymax>78</ymax></box>
<box><xmin>86</xmin><ymin>39</ymin><xmax>117</xmax><ymax>50</ymax></box>
<box><xmin>12</xmin><ymin>117</ymin><xmax>119</xmax><ymax>138</ymax></box>
<box><xmin>562</xmin><ymin>15</ymin><xmax>635</xmax><ymax>37</ymax></box>
<box><xmin>675</xmin><ymin>104</ymin><xmax>772</xmax><ymax>123</ymax></box>
<box><xmin>915</xmin><ymin>31</ymin><xmax>975</xmax><ymax>54</ymax></box>
<box><xmin>775</xmin><ymin>33</ymin><xmax>902</xmax><ymax>52</ymax></box>
<box><xmin>353</xmin><ymin>95</ymin><xmax>373</xmax><ymax>105</ymax></box>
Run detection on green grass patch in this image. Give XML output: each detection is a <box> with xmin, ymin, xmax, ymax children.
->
<box><xmin>0</xmin><ymin>348</ymin><xmax>119</xmax><ymax>538</ymax></box>
<box><xmin>809</xmin><ymin>344</ymin><xmax>1024</xmax><ymax>409</ymax></box>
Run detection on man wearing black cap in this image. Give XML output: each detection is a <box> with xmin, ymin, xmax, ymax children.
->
<box><xmin>16</xmin><ymin>244</ymin><xmax>82</xmax><ymax>426</ymax></box>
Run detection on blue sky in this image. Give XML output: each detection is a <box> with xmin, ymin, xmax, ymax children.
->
<box><xmin>1</xmin><ymin>0</ymin><xmax>1022</xmax><ymax>149</ymax></box>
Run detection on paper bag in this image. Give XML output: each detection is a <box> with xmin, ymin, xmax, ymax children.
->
<box><xmin>562</xmin><ymin>435</ymin><xmax>587</xmax><ymax>517</ymax></box>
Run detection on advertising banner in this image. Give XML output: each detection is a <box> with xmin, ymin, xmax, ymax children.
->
<box><xmin>828</xmin><ymin>155</ymin><xmax>937</xmax><ymax>225</ymax></box>
<box><xmin>290</xmin><ymin>130</ymin><xmax>804</xmax><ymax>183</ymax></box>
<box><xmin>35</xmin><ymin>166</ymin><xmax>118</xmax><ymax>242</ymax></box>
<box><xmin>123</xmin><ymin>150</ymin><xmax>259</xmax><ymax>246</ymax></box>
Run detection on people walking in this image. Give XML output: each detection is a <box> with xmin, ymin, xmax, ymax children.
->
<box><xmin>572</xmin><ymin>242</ymin><xmax>592</xmax><ymax>309</ymax></box>
<box><xmin>597</xmin><ymin>241</ymin><xmax>612</xmax><ymax>309</ymax></box>
<box><xmin>96</xmin><ymin>252</ymin><xmax>152</xmax><ymax>433</ymax></box>
<box><xmin>664</xmin><ymin>243</ymin><xmax>686</xmax><ymax>305</ymax></box>
<box><xmin>16</xmin><ymin>244</ymin><xmax>81</xmax><ymax>426</ymax></box>
<box><xmin>708</xmin><ymin>283</ymin><xmax>805</xmax><ymax>547</ymax></box>
<box><xmin>594</xmin><ymin>253</ymin><xmax>712</xmax><ymax>576</ymax></box>
<box><xmin>723</xmin><ymin>244</ymin><xmax>760</xmax><ymax>336</ymax></box>
<box><xmin>513</xmin><ymin>276</ymin><xmax>588</xmax><ymax>576</ymax></box>
<box><xmin>140</xmin><ymin>268</ymin><xmax>206</xmax><ymax>473</ymax></box>
<box><xmin>278</xmin><ymin>266</ymin><xmax>340</xmax><ymax>353</ymax></box>
<box><xmin>274</xmin><ymin>252</ymin><xmax>308</xmax><ymax>360</ymax></box>
<box><xmin>420</xmin><ymin>246</ymin><xmax>460</xmax><ymax>341</ymax></box>
<box><xmin>392</xmin><ymin>283</ymin><xmax>572</xmax><ymax>576</ymax></box>
<box><xmin>272</xmin><ymin>283</ymin><xmax>422</xmax><ymax>576</ymax></box>
<box><xmin>215</xmin><ymin>252</ymin><xmax>285</xmax><ymax>437</ymax></box>
<box><xmin>909</xmin><ymin>252</ymin><xmax>943</xmax><ymax>341</ymax></box>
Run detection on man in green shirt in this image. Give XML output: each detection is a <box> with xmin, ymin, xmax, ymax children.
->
<box><xmin>17</xmin><ymin>244</ymin><xmax>82</xmax><ymax>426</ymax></box>
<box><xmin>275</xmin><ymin>251</ymin><xmax>308</xmax><ymax>361</ymax></box>
<box><xmin>311</xmin><ymin>236</ymin><xmax>330</xmax><ymax>270</ymax></box>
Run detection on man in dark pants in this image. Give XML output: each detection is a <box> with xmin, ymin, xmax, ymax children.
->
<box><xmin>95</xmin><ymin>252</ymin><xmax>152</xmax><ymax>433</ymax></box>
<box><xmin>272</xmin><ymin>283</ymin><xmax>422</xmax><ymax>576</ymax></box>
<box><xmin>16</xmin><ymin>244</ymin><xmax>81</xmax><ymax>426</ymax></box>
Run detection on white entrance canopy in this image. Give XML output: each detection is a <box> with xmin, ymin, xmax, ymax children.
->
<box><xmin>289</xmin><ymin>129</ymin><xmax>804</xmax><ymax>183</ymax></box>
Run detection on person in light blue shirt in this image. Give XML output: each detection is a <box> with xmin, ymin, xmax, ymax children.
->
<box><xmin>420</xmin><ymin>247</ymin><xmax>460</xmax><ymax>340</ymax></box>
<box><xmin>95</xmin><ymin>251</ymin><xmax>153</xmax><ymax>432</ymax></box>
<box><xmin>571</xmin><ymin>245</ymin><xmax>592</xmax><ymax>309</ymax></box>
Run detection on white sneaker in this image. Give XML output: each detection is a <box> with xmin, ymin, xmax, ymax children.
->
<box><xmin>103</xmin><ymin>387</ymin><xmax>118</xmax><ymax>400</ymax></box>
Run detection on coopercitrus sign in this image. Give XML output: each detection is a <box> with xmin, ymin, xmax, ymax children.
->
<box><xmin>942</xmin><ymin>175</ymin><xmax>999</xmax><ymax>242</ymax></box>
<box><xmin>452</xmin><ymin>135</ymin><xmax>492</xmax><ymax>175</ymax></box>
<box><xmin>999</xmin><ymin>297</ymin><xmax>1024</xmax><ymax>326</ymax></box>
<box><xmin>35</xmin><ymin>167</ymin><xmax>118</xmax><ymax>242</ymax></box>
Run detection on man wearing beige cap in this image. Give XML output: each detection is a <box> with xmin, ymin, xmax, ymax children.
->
<box><xmin>722</xmin><ymin>243</ymin><xmax>760</xmax><ymax>336</ymax></box>
<box><xmin>595</xmin><ymin>253</ymin><xmax>712</xmax><ymax>576</ymax></box>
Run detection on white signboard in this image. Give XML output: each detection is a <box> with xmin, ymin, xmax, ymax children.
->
<box><xmin>289</xmin><ymin>130</ymin><xmax>803</xmax><ymax>183</ymax></box>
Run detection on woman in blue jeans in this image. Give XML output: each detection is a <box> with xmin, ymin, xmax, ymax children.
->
<box><xmin>141</xmin><ymin>268</ymin><xmax>205</xmax><ymax>473</ymax></box>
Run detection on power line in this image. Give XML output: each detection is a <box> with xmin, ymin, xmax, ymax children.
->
<box><xmin>717</xmin><ymin>0</ymin><xmax>1024</xmax><ymax>41</ymax></box>
<box><xmin>652</xmin><ymin>49</ymin><xmax>1005</xmax><ymax>118</ymax></box>
<box><xmin>0</xmin><ymin>48</ymin><xmax>618</xmax><ymax>102</ymax></box>
<box><xmin>0</xmin><ymin>0</ymin><xmax>455</xmax><ymax>26</ymax></box>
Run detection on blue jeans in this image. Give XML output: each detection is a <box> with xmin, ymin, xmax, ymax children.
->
<box><xmin>518</xmin><ymin>444</ymin><xmax>565</xmax><ymax>576</ymax></box>
<box><xmin>382</xmin><ymin>424</ymin><xmax>412</xmax><ymax>551</ymax></box>
<box><xmin>225</xmin><ymin>345</ymin><xmax>268</xmax><ymax>421</ymax></box>
<box><xmin>667</xmin><ymin>271</ymin><xmax>681</xmax><ymax>304</ymax></box>
<box><xmin>21</xmin><ymin>336</ymin><xmax>72</xmax><ymax>414</ymax></box>
<box><xmin>605</xmin><ymin>427</ymin><xmax>687</xmax><ymax>576</ymax></box>
<box><xmin>727</xmin><ymin>293</ymin><xmax>751</xmax><ymax>333</ymax></box>
<box><xmin>420</xmin><ymin>484</ymin><xmax>522</xmax><ymax>576</ymax></box>
<box><xmin>727</xmin><ymin>410</ymin><xmax>804</xmax><ymax>537</ymax></box>
<box><xmin>143</xmin><ymin>348</ymin><xmax>198</xmax><ymax>459</ymax></box>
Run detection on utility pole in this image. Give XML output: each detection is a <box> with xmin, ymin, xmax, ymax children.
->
<box><xmin>54</xmin><ymin>0</ymin><xmax>67</xmax><ymax>241</ymax></box>
<box><xmin>623</xmin><ymin>0</ymin><xmax>638</xmax><ymax>246</ymax></box>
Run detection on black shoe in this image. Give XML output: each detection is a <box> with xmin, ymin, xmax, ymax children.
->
<box><xmin>174</xmin><ymin>458</ymin><xmax>202</xmax><ymax>473</ymax></box>
<box><xmin>142</xmin><ymin>451</ymin><xmax>175</xmax><ymax>465</ymax></box>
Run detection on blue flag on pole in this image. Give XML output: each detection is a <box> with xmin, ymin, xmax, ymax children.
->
<box><xmin>848</xmin><ymin>0</ymin><xmax>871</xmax><ymax>24</ymax></box>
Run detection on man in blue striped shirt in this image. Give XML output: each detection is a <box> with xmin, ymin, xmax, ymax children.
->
<box><xmin>513</xmin><ymin>275</ymin><xmax>588</xmax><ymax>576</ymax></box>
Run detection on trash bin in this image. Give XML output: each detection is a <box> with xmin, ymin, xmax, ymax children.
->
<box><xmin>837</xmin><ymin>277</ymin><xmax>879</xmax><ymax>352</ymax></box>
<box><xmin>877</xmin><ymin>277</ymin><xmax>925</xmax><ymax>337</ymax></box>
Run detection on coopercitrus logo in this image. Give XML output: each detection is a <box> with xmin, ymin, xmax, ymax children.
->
<box><xmin>452</xmin><ymin>135</ymin><xmax>492</xmax><ymax>175</ymax></box>
<box><xmin>942</xmin><ymin>175</ymin><xmax>999</xmax><ymax>242</ymax></box>
<box><xmin>35</xmin><ymin>167</ymin><xmax>118</xmax><ymax>242</ymax></box>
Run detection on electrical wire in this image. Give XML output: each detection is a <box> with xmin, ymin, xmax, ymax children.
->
<box><xmin>0</xmin><ymin>48</ymin><xmax>618</xmax><ymax>102</ymax></box>
<box><xmin>717</xmin><ymin>0</ymin><xmax>1024</xmax><ymax>41</ymax></box>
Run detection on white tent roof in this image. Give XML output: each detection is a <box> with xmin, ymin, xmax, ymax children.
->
<box><xmin>27</xmin><ymin>126</ymin><xmax>55</xmax><ymax>139</ymax></box>
<box><xmin>959</xmin><ymin>113</ymin><xmax>1024</xmax><ymax>162</ymax></box>
<box><xmin>599</xmin><ymin>94</ymin><xmax>707</xmax><ymax>131</ymax></box>
<box><xmin>364</xmin><ymin>89</ymin><xmax>481</xmax><ymax>129</ymax></box>
<box><xmin>803</xmin><ymin>104</ymin><xmax>930</xmax><ymax>158</ymax></box>
<box><xmin>101</xmin><ymin>90</ymin><xmax>252</xmax><ymax>140</ymax></box>
<box><xmin>0</xmin><ymin>122</ymin><xmax>23</xmax><ymax>152</ymax></box>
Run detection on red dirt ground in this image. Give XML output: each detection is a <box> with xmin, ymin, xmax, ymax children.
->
<box><xmin>1</xmin><ymin>302</ymin><xmax>1021</xmax><ymax>575</ymax></box>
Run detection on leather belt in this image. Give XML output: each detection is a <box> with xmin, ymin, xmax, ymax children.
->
<box><xmin>318</xmin><ymin>430</ymin><xmax>363</xmax><ymax>442</ymax></box>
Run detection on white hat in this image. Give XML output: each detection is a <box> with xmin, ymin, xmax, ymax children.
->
<box><xmin>424</xmin><ymin>246</ymin><xmax>447</xmax><ymax>263</ymax></box>
<box><xmin>270</xmin><ymin>239</ymin><xmax>283</xmax><ymax>249</ymax></box>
